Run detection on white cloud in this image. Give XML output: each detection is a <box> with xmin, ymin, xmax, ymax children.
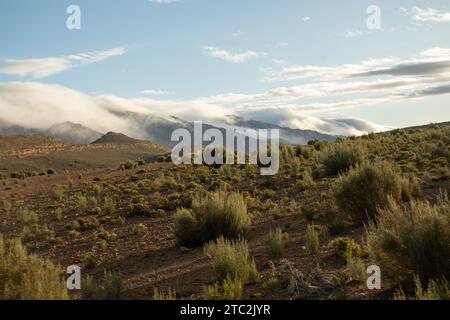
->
<box><xmin>0</xmin><ymin>82</ymin><xmax>393</xmax><ymax>137</ymax></box>
<box><xmin>263</xmin><ymin>46</ymin><xmax>450</xmax><ymax>82</ymax></box>
<box><xmin>0</xmin><ymin>47</ymin><xmax>126</xmax><ymax>78</ymax></box>
<box><xmin>1</xmin><ymin>76</ymin><xmax>449</xmax><ymax>138</ymax></box>
<box><xmin>337</xmin><ymin>30</ymin><xmax>364</xmax><ymax>38</ymax></box>
<box><xmin>2</xmin><ymin>49</ymin><xmax>450</xmax><ymax>138</ymax></box>
<box><xmin>0</xmin><ymin>82</ymin><xmax>227</xmax><ymax>138</ymax></box>
<box><xmin>262</xmin><ymin>57</ymin><xmax>397</xmax><ymax>82</ymax></box>
<box><xmin>202</xmin><ymin>46</ymin><xmax>265</xmax><ymax>63</ymax></box>
<box><xmin>413</xmin><ymin>7</ymin><xmax>450</xmax><ymax>22</ymax></box>
<box><xmin>302</xmin><ymin>16</ymin><xmax>311</xmax><ymax>22</ymax></box>
<box><xmin>140</xmin><ymin>89</ymin><xmax>169</xmax><ymax>95</ymax></box>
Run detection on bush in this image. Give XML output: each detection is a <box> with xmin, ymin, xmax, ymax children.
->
<box><xmin>301</xmin><ymin>205</ymin><xmax>316</xmax><ymax>221</ymax></box>
<box><xmin>295</xmin><ymin>168</ymin><xmax>315</xmax><ymax>191</ymax></box>
<box><xmin>2</xmin><ymin>200</ymin><xmax>12</xmax><ymax>215</ymax></box>
<box><xmin>76</xmin><ymin>195</ymin><xmax>88</xmax><ymax>213</ymax></box>
<box><xmin>92</xmin><ymin>184</ymin><xmax>102</xmax><ymax>196</ymax></box>
<box><xmin>103</xmin><ymin>197</ymin><xmax>116</xmax><ymax>215</ymax></box>
<box><xmin>132</xmin><ymin>223</ymin><xmax>148</xmax><ymax>235</ymax></box>
<box><xmin>53</xmin><ymin>186</ymin><xmax>65</xmax><ymax>201</ymax></box>
<box><xmin>346</xmin><ymin>257</ymin><xmax>366</xmax><ymax>282</ymax></box>
<box><xmin>329</xmin><ymin>237</ymin><xmax>363</xmax><ymax>262</ymax></box>
<box><xmin>366</xmin><ymin>197</ymin><xmax>450</xmax><ymax>286</ymax></box>
<box><xmin>324</xmin><ymin>209</ymin><xmax>346</xmax><ymax>235</ymax></box>
<box><xmin>394</xmin><ymin>276</ymin><xmax>450</xmax><ymax>300</ymax></box>
<box><xmin>119</xmin><ymin>160</ymin><xmax>137</xmax><ymax>170</ymax></box>
<box><xmin>333</xmin><ymin>161</ymin><xmax>411</xmax><ymax>222</ymax></box>
<box><xmin>264</xmin><ymin>228</ymin><xmax>288</xmax><ymax>261</ymax></box>
<box><xmin>320</xmin><ymin>143</ymin><xmax>365</xmax><ymax>176</ymax></box>
<box><xmin>153</xmin><ymin>287</ymin><xmax>177</xmax><ymax>300</ymax></box>
<box><xmin>54</xmin><ymin>208</ymin><xmax>63</xmax><ymax>221</ymax></box>
<box><xmin>173</xmin><ymin>189</ymin><xmax>251</xmax><ymax>247</ymax></box>
<box><xmin>66</xmin><ymin>216</ymin><xmax>100</xmax><ymax>231</ymax></box>
<box><xmin>306</xmin><ymin>224</ymin><xmax>319</xmax><ymax>254</ymax></box>
<box><xmin>19</xmin><ymin>208</ymin><xmax>39</xmax><ymax>226</ymax></box>
<box><xmin>204</xmin><ymin>237</ymin><xmax>258</xmax><ymax>284</ymax></box>
<box><xmin>0</xmin><ymin>235</ymin><xmax>67</xmax><ymax>299</ymax></box>
<box><xmin>202</xmin><ymin>276</ymin><xmax>243</xmax><ymax>300</ymax></box>
<box><xmin>126</xmin><ymin>196</ymin><xmax>150</xmax><ymax>216</ymax></box>
<box><xmin>81</xmin><ymin>271</ymin><xmax>123</xmax><ymax>300</ymax></box>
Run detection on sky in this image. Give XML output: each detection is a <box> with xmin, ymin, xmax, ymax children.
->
<box><xmin>0</xmin><ymin>0</ymin><xmax>450</xmax><ymax>136</ymax></box>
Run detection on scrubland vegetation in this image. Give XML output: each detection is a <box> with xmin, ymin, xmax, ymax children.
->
<box><xmin>0</xmin><ymin>122</ymin><xmax>449</xmax><ymax>300</ymax></box>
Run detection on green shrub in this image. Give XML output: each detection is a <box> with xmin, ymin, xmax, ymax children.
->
<box><xmin>295</xmin><ymin>168</ymin><xmax>315</xmax><ymax>191</ymax></box>
<box><xmin>88</xmin><ymin>196</ymin><xmax>98</xmax><ymax>208</ymax></box>
<box><xmin>301</xmin><ymin>206</ymin><xmax>316</xmax><ymax>221</ymax></box>
<box><xmin>204</xmin><ymin>237</ymin><xmax>258</xmax><ymax>283</ymax></box>
<box><xmin>54</xmin><ymin>208</ymin><xmax>63</xmax><ymax>221</ymax></box>
<box><xmin>2</xmin><ymin>200</ymin><xmax>12</xmax><ymax>215</ymax></box>
<box><xmin>53</xmin><ymin>186</ymin><xmax>65</xmax><ymax>201</ymax></box>
<box><xmin>83</xmin><ymin>253</ymin><xmax>96</xmax><ymax>269</ymax></box>
<box><xmin>0</xmin><ymin>235</ymin><xmax>67</xmax><ymax>299</ymax></box>
<box><xmin>329</xmin><ymin>237</ymin><xmax>363</xmax><ymax>262</ymax></box>
<box><xmin>306</xmin><ymin>224</ymin><xmax>319</xmax><ymax>254</ymax></box>
<box><xmin>119</xmin><ymin>160</ymin><xmax>137</xmax><ymax>170</ymax></box>
<box><xmin>19</xmin><ymin>208</ymin><xmax>39</xmax><ymax>226</ymax></box>
<box><xmin>308</xmin><ymin>139</ymin><xmax>327</xmax><ymax>151</ymax></box>
<box><xmin>66</xmin><ymin>216</ymin><xmax>100</xmax><ymax>231</ymax></box>
<box><xmin>132</xmin><ymin>223</ymin><xmax>149</xmax><ymax>236</ymax></box>
<box><xmin>95</xmin><ymin>229</ymin><xmax>117</xmax><ymax>242</ymax></box>
<box><xmin>81</xmin><ymin>271</ymin><xmax>123</xmax><ymax>300</ymax></box>
<box><xmin>103</xmin><ymin>197</ymin><xmax>116</xmax><ymax>215</ymax></box>
<box><xmin>320</xmin><ymin>143</ymin><xmax>365</xmax><ymax>176</ymax></box>
<box><xmin>92</xmin><ymin>184</ymin><xmax>102</xmax><ymax>196</ymax></box>
<box><xmin>76</xmin><ymin>195</ymin><xmax>88</xmax><ymax>213</ymax></box>
<box><xmin>346</xmin><ymin>257</ymin><xmax>366</xmax><ymax>282</ymax></box>
<box><xmin>173</xmin><ymin>189</ymin><xmax>251</xmax><ymax>247</ymax></box>
<box><xmin>126</xmin><ymin>196</ymin><xmax>150</xmax><ymax>216</ymax></box>
<box><xmin>333</xmin><ymin>161</ymin><xmax>409</xmax><ymax>222</ymax></box>
<box><xmin>264</xmin><ymin>228</ymin><xmax>288</xmax><ymax>261</ymax></box>
<box><xmin>394</xmin><ymin>276</ymin><xmax>450</xmax><ymax>300</ymax></box>
<box><xmin>366</xmin><ymin>197</ymin><xmax>450</xmax><ymax>286</ymax></box>
<box><xmin>153</xmin><ymin>287</ymin><xmax>177</xmax><ymax>300</ymax></box>
<box><xmin>324</xmin><ymin>209</ymin><xmax>346</xmax><ymax>235</ymax></box>
<box><xmin>202</xmin><ymin>276</ymin><xmax>243</xmax><ymax>300</ymax></box>
<box><xmin>172</xmin><ymin>208</ymin><xmax>198</xmax><ymax>247</ymax></box>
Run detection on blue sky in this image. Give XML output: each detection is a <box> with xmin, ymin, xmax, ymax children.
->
<box><xmin>0</xmin><ymin>0</ymin><xmax>450</xmax><ymax>135</ymax></box>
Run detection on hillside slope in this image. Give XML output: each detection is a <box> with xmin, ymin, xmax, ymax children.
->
<box><xmin>0</xmin><ymin>134</ymin><xmax>169</xmax><ymax>173</ymax></box>
<box><xmin>0</xmin><ymin>122</ymin><xmax>448</xmax><ymax>300</ymax></box>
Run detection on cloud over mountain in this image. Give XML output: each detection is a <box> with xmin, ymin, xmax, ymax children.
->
<box><xmin>0</xmin><ymin>82</ymin><xmax>389</xmax><ymax>138</ymax></box>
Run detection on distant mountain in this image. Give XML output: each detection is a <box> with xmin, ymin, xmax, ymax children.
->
<box><xmin>0</xmin><ymin>118</ymin><xmax>42</xmax><ymax>136</ymax></box>
<box><xmin>46</xmin><ymin>122</ymin><xmax>103</xmax><ymax>144</ymax></box>
<box><xmin>218</xmin><ymin>115</ymin><xmax>336</xmax><ymax>144</ymax></box>
<box><xmin>105</xmin><ymin>111</ymin><xmax>337</xmax><ymax>147</ymax></box>
<box><xmin>92</xmin><ymin>132</ymin><xmax>142</xmax><ymax>144</ymax></box>
<box><xmin>0</xmin><ymin>113</ymin><xmax>337</xmax><ymax>147</ymax></box>
<box><xmin>0</xmin><ymin>119</ymin><xmax>102</xmax><ymax>144</ymax></box>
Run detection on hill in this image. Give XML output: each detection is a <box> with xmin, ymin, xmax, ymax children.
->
<box><xmin>0</xmin><ymin>121</ymin><xmax>448</xmax><ymax>300</ymax></box>
<box><xmin>0</xmin><ymin>134</ymin><xmax>169</xmax><ymax>173</ymax></box>
<box><xmin>92</xmin><ymin>132</ymin><xmax>142</xmax><ymax>144</ymax></box>
<box><xmin>46</xmin><ymin>122</ymin><xmax>103</xmax><ymax>144</ymax></box>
